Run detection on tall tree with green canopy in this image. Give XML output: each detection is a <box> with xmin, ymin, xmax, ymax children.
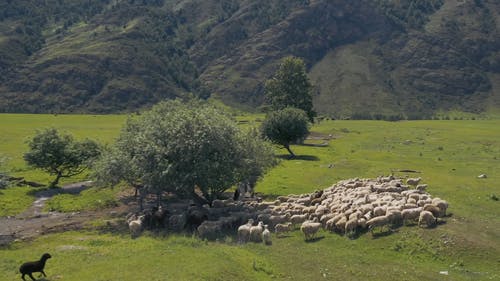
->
<box><xmin>260</xmin><ymin>107</ymin><xmax>310</xmax><ymax>158</ymax></box>
<box><xmin>94</xmin><ymin>100</ymin><xmax>275</xmax><ymax>205</ymax></box>
<box><xmin>24</xmin><ymin>128</ymin><xmax>101</xmax><ymax>188</ymax></box>
<box><xmin>265</xmin><ymin>56</ymin><xmax>316</xmax><ymax>121</ymax></box>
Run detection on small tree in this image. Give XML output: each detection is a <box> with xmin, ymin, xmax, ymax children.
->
<box><xmin>260</xmin><ymin>107</ymin><xmax>310</xmax><ymax>158</ymax></box>
<box><xmin>24</xmin><ymin>128</ymin><xmax>101</xmax><ymax>188</ymax></box>
<box><xmin>265</xmin><ymin>56</ymin><xmax>316</xmax><ymax>121</ymax></box>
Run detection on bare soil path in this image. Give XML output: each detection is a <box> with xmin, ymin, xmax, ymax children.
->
<box><xmin>0</xmin><ymin>182</ymin><xmax>128</xmax><ymax>246</ymax></box>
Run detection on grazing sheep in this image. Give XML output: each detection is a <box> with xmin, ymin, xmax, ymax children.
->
<box><xmin>300</xmin><ymin>221</ymin><xmax>322</xmax><ymax>240</ymax></box>
<box><xmin>249</xmin><ymin>221</ymin><xmax>264</xmax><ymax>242</ymax></box>
<box><xmin>237</xmin><ymin>219</ymin><xmax>254</xmax><ymax>243</ymax></box>
<box><xmin>386</xmin><ymin>209</ymin><xmax>402</xmax><ymax>226</ymax></box>
<box><xmin>373</xmin><ymin>206</ymin><xmax>386</xmax><ymax>217</ymax></box>
<box><xmin>268</xmin><ymin>213</ymin><xmax>290</xmax><ymax>229</ymax></box>
<box><xmin>186</xmin><ymin>205</ymin><xmax>209</xmax><ymax>231</ymax></box>
<box><xmin>416</xmin><ymin>184</ymin><xmax>428</xmax><ymax>192</ymax></box>
<box><xmin>262</xmin><ymin>225</ymin><xmax>272</xmax><ymax>245</ymax></box>
<box><xmin>19</xmin><ymin>253</ymin><xmax>51</xmax><ymax>281</ymax></box>
<box><xmin>197</xmin><ymin>220</ymin><xmax>223</xmax><ymax>241</ymax></box>
<box><xmin>418</xmin><ymin>210</ymin><xmax>437</xmax><ymax>228</ymax></box>
<box><xmin>168</xmin><ymin>213</ymin><xmax>187</xmax><ymax>232</ymax></box>
<box><xmin>345</xmin><ymin>217</ymin><xmax>358</xmax><ymax>238</ymax></box>
<box><xmin>274</xmin><ymin>222</ymin><xmax>292</xmax><ymax>237</ymax></box>
<box><xmin>423</xmin><ymin>204</ymin><xmax>441</xmax><ymax>218</ymax></box>
<box><xmin>128</xmin><ymin>215</ymin><xmax>145</xmax><ymax>238</ymax></box>
<box><xmin>290</xmin><ymin>214</ymin><xmax>308</xmax><ymax>226</ymax></box>
<box><xmin>406</xmin><ymin>177</ymin><xmax>422</xmax><ymax>186</ymax></box>
<box><xmin>432</xmin><ymin>199</ymin><xmax>449</xmax><ymax>217</ymax></box>
<box><xmin>152</xmin><ymin>205</ymin><xmax>169</xmax><ymax>229</ymax></box>
<box><xmin>401</xmin><ymin>208</ymin><xmax>422</xmax><ymax>225</ymax></box>
<box><xmin>367</xmin><ymin>215</ymin><xmax>390</xmax><ymax>234</ymax></box>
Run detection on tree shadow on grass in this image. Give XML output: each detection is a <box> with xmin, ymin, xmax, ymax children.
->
<box><xmin>276</xmin><ymin>154</ymin><xmax>319</xmax><ymax>161</ymax></box>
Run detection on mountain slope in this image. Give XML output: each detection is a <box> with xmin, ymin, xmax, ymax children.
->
<box><xmin>0</xmin><ymin>0</ymin><xmax>499</xmax><ymax>117</ymax></box>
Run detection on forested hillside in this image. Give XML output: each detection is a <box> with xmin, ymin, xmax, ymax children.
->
<box><xmin>0</xmin><ymin>0</ymin><xmax>499</xmax><ymax>117</ymax></box>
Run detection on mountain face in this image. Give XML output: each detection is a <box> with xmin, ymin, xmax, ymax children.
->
<box><xmin>0</xmin><ymin>0</ymin><xmax>499</xmax><ymax>117</ymax></box>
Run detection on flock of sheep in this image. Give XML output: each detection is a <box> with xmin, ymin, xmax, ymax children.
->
<box><xmin>127</xmin><ymin>176</ymin><xmax>449</xmax><ymax>243</ymax></box>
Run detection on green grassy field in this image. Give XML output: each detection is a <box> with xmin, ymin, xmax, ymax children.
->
<box><xmin>1</xmin><ymin>114</ymin><xmax>500</xmax><ymax>280</ymax></box>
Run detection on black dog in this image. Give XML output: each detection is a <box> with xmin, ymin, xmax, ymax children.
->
<box><xmin>19</xmin><ymin>253</ymin><xmax>51</xmax><ymax>281</ymax></box>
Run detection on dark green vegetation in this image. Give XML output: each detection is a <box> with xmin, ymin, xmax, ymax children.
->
<box><xmin>94</xmin><ymin>100</ymin><xmax>275</xmax><ymax>205</ymax></box>
<box><xmin>260</xmin><ymin>107</ymin><xmax>310</xmax><ymax>158</ymax></box>
<box><xmin>1</xmin><ymin>114</ymin><xmax>499</xmax><ymax>280</ymax></box>
<box><xmin>265</xmin><ymin>56</ymin><xmax>315</xmax><ymax>121</ymax></box>
<box><xmin>0</xmin><ymin>0</ymin><xmax>499</xmax><ymax>117</ymax></box>
<box><xmin>24</xmin><ymin>128</ymin><xmax>100</xmax><ymax>188</ymax></box>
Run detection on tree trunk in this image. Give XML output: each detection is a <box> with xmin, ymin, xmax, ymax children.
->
<box><xmin>49</xmin><ymin>172</ymin><xmax>62</xmax><ymax>188</ymax></box>
<box><xmin>284</xmin><ymin>143</ymin><xmax>295</xmax><ymax>158</ymax></box>
<box><xmin>156</xmin><ymin>191</ymin><xmax>162</xmax><ymax>207</ymax></box>
<box><xmin>190</xmin><ymin>191</ymin><xmax>209</xmax><ymax>206</ymax></box>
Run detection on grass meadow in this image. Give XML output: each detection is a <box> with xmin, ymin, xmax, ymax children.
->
<box><xmin>1</xmin><ymin>114</ymin><xmax>499</xmax><ymax>280</ymax></box>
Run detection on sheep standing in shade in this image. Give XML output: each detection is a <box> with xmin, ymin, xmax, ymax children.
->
<box><xmin>128</xmin><ymin>215</ymin><xmax>145</xmax><ymax>238</ymax></box>
<box><xmin>250</xmin><ymin>221</ymin><xmax>264</xmax><ymax>242</ymax></box>
<box><xmin>237</xmin><ymin>219</ymin><xmax>254</xmax><ymax>243</ymax></box>
<box><xmin>19</xmin><ymin>253</ymin><xmax>51</xmax><ymax>281</ymax></box>
<box><xmin>262</xmin><ymin>225</ymin><xmax>272</xmax><ymax>245</ymax></box>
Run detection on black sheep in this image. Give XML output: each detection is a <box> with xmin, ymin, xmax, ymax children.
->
<box><xmin>19</xmin><ymin>253</ymin><xmax>51</xmax><ymax>281</ymax></box>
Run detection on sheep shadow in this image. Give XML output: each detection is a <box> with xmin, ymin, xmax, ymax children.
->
<box><xmin>276</xmin><ymin>154</ymin><xmax>319</xmax><ymax>161</ymax></box>
<box><xmin>304</xmin><ymin>236</ymin><xmax>325</xmax><ymax>243</ymax></box>
<box><xmin>371</xmin><ymin>229</ymin><xmax>396</xmax><ymax>239</ymax></box>
<box><xmin>275</xmin><ymin>234</ymin><xmax>292</xmax><ymax>239</ymax></box>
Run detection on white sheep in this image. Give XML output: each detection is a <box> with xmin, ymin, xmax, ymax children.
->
<box><xmin>401</xmin><ymin>208</ymin><xmax>422</xmax><ymax>225</ymax></box>
<box><xmin>345</xmin><ymin>217</ymin><xmax>358</xmax><ymax>238</ymax></box>
<box><xmin>262</xmin><ymin>225</ymin><xmax>272</xmax><ymax>245</ymax></box>
<box><xmin>416</xmin><ymin>184</ymin><xmax>428</xmax><ymax>192</ymax></box>
<box><xmin>432</xmin><ymin>199</ymin><xmax>449</xmax><ymax>217</ymax></box>
<box><xmin>366</xmin><ymin>215</ymin><xmax>390</xmax><ymax>234</ymax></box>
<box><xmin>249</xmin><ymin>221</ymin><xmax>264</xmax><ymax>242</ymax></box>
<box><xmin>418</xmin><ymin>210</ymin><xmax>437</xmax><ymax>228</ymax></box>
<box><xmin>128</xmin><ymin>215</ymin><xmax>145</xmax><ymax>238</ymax></box>
<box><xmin>406</xmin><ymin>177</ymin><xmax>422</xmax><ymax>186</ymax></box>
<box><xmin>423</xmin><ymin>204</ymin><xmax>441</xmax><ymax>218</ymax></box>
<box><xmin>373</xmin><ymin>206</ymin><xmax>387</xmax><ymax>217</ymax></box>
<box><xmin>237</xmin><ymin>219</ymin><xmax>254</xmax><ymax>243</ymax></box>
<box><xmin>274</xmin><ymin>222</ymin><xmax>292</xmax><ymax>237</ymax></box>
<box><xmin>300</xmin><ymin>221</ymin><xmax>322</xmax><ymax>241</ymax></box>
<box><xmin>268</xmin><ymin>213</ymin><xmax>290</xmax><ymax>229</ymax></box>
<box><xmin>290</xmin><ymin>214</ymin><xmax>308</xmax><ymax>226</ymax></box>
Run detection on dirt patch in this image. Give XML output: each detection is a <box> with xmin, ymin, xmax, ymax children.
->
<box><xmin>0</xmin><ymin>181</ymin><xmax>132</xmax><ymax>245</ymax></box>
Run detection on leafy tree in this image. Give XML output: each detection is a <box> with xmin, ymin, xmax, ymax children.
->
<box><xmin>260</xmin><ymin>107</ymin><xmax>310</xmax><ymax>158</ymax></box>
<box><xmin>24</xmin><ymin>128</ymin><xmax>101</xmax><ymax>188</ymax></box>
<box><xmin>95</xmin><ymin>100</ymin><xmax>275</xmax><ymax>205</ymax></box>
<box><xmin>265</xmin><ymin>56</ymin><xmax>316</xmax><ymax>121</ymax></box>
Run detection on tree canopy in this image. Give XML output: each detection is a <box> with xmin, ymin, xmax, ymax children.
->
<box><xmin>24</xmin><ymin>128</ymin><xmax>101</xmax><ymax>188</ymax></box>
<box><xmin>265</xmin><ymin>56</ymin><xmax>316</xmax><ymax>121</ymax></box>
<box><xmin>94</xmin><ymin>100</ymin><xmax>275</xmax><ymax>205</ymax></box>
<box><xmin>260</xmin><ymin>107</ymin><xmax>310</xmax><ymax>158</ymax></box>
